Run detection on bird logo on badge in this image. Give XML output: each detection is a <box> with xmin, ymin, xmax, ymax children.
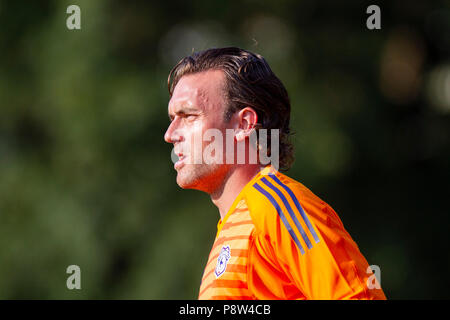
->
<box><xmin>215</xmin><ymin>245</ymin><xmax>231</xmax><ymax>278</ymax></box>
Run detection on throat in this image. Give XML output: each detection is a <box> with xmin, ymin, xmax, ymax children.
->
<box><xmin>210</xmin><ymin>165</ymin><xmax>261</xmax><ymax>219</ymax></box>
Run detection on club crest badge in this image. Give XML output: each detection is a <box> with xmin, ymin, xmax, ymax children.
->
<box><xmin>214</xmin><ymin>245</ymin><xmax>231</xmax><ymax>278</ymax></box>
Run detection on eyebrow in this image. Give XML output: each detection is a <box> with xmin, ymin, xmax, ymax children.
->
<box><xmin>168</xmin><ymin>106</ymin><xmax>200</xmax><ymax>120</ymax></box>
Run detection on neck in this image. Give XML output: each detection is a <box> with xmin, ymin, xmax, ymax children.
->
<box><xmin>210</xmin><ymin>164</ymin><xmax>262</xmax><ymax>220</ymax></box>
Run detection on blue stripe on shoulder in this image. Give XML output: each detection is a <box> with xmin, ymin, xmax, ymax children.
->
<box><xmin>253</xmin><ymin>183</ymin><xmax>305</xmax><ymax>255</ymax></box>
<box><xmin>268</xmin><ymin>173</ymin><xmax>320</xmax><ymax>244</ymax></box>
<box><xmin>261</xmin><ymin>177</ymin><xmax>313</xmax><ymax>250</ymax></box>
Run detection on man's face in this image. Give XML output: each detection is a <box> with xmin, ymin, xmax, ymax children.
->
<box><xmin>164</xmin><ymin>70</ymin><xmax>231</xmax><ymax>193</ymax></box>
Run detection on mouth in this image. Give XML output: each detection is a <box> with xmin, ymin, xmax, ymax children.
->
<box><xmin>174</xmin><ymin>153</ymin><xmax>186</xmax><ymax>170</ymax></box>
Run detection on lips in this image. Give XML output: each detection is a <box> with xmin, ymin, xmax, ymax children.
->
<box><xmin>174</xmin><ymin>152</ymin><xmax>186</xmax><ymax>170</ymax></box>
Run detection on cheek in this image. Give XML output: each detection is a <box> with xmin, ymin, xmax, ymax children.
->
<box><xmin>186</xmin><ymin>118</ymin><xmax>226</xmax><ymax>154</ymax></box>
<box><xmin>183</xmin><ymin>122</ymin><xmax>206</xmax><ymax>154</ymax></box>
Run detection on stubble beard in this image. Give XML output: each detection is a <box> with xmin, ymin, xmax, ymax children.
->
<box><xmin>176</xmin><ymin>162</ymin><xmax>230</xmax><ymax>195</ymax></box>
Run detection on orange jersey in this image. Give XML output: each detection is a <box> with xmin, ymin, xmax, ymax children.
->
<box><xmin>198</xmin><ymin>166</ymin><xmax>386</xmax><ymax>300</ymax></box>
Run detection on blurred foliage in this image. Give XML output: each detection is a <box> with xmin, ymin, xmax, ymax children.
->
<box><xmin>0</xmin><ymin>0</ymin><xmax>449</xmax><ymax>299</ymax></box>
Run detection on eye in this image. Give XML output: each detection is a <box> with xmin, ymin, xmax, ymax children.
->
<box><xmin>185</xmin><ymin>114</ymin><xmax>197</xmax><ymax>120</ymax></box>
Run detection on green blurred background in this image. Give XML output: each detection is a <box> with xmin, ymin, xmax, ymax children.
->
<box><xmin>1</xmin><ymin>0</ymin><xmax>449</xmax><ymax>299</ymax></box>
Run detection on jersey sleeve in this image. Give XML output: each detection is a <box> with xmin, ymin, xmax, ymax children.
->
<box><xmin>247</xmin><ymin>173</ymin><xmax>386</xmax><ymax>300</ymax></box>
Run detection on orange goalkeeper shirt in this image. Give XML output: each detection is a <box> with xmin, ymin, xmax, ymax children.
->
<box><xmin>198</xmin><ymin>166</ymin><xmax>386</xmax><ymax>300</ymax></box>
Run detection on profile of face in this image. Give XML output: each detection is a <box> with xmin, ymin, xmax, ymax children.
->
<box><xmin>164</xmin><ymin>70</ymin><xmax>232</xmax><ymax>194</ymax></box>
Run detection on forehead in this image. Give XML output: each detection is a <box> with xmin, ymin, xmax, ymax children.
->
<box><xmin>169</xmin><ymin>70</ymin><xmax>226</xmax><ymax>113</ymax></box>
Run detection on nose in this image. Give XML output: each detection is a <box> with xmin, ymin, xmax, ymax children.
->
<box><xmin>164</xmin><ymin>118</ymin><xmax>183</xmax><ymax>144</ymax></box>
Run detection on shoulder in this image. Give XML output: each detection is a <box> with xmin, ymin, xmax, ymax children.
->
<box><xmin>242</xmin><ymin>169</ymin><xmax>386</xmax><ymax>299</ymax></box>
<box><xmin>244</xmin><ymin>169</ymin><xmax>348</xmax><ymax>251</ymax></box>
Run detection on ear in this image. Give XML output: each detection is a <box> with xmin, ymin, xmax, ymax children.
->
<box><xmin>235</xmin><ymin>107</ymin><xmax>258</xmax><ymax>142</ymax></box>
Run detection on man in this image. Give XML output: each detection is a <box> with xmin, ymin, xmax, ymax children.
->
<box><xmin>164</xmin><ymin>47</ymin><xmax>386</xmax><ymax>300</ymax></box>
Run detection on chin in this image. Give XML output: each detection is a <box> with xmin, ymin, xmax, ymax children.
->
<box><xmin>175</xmin><ymin>164</ymin><xmax>223</xmax><ymax>193</ymax></box>
<box><xmin>176</xmin><ymin>176</ymin><xmax>195</xmax><ymax>189</ymax></box>
<box><xmin>175</xmin><ymin>167</ymin><xmax>201</xmax><ymax>190</ymax></box>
